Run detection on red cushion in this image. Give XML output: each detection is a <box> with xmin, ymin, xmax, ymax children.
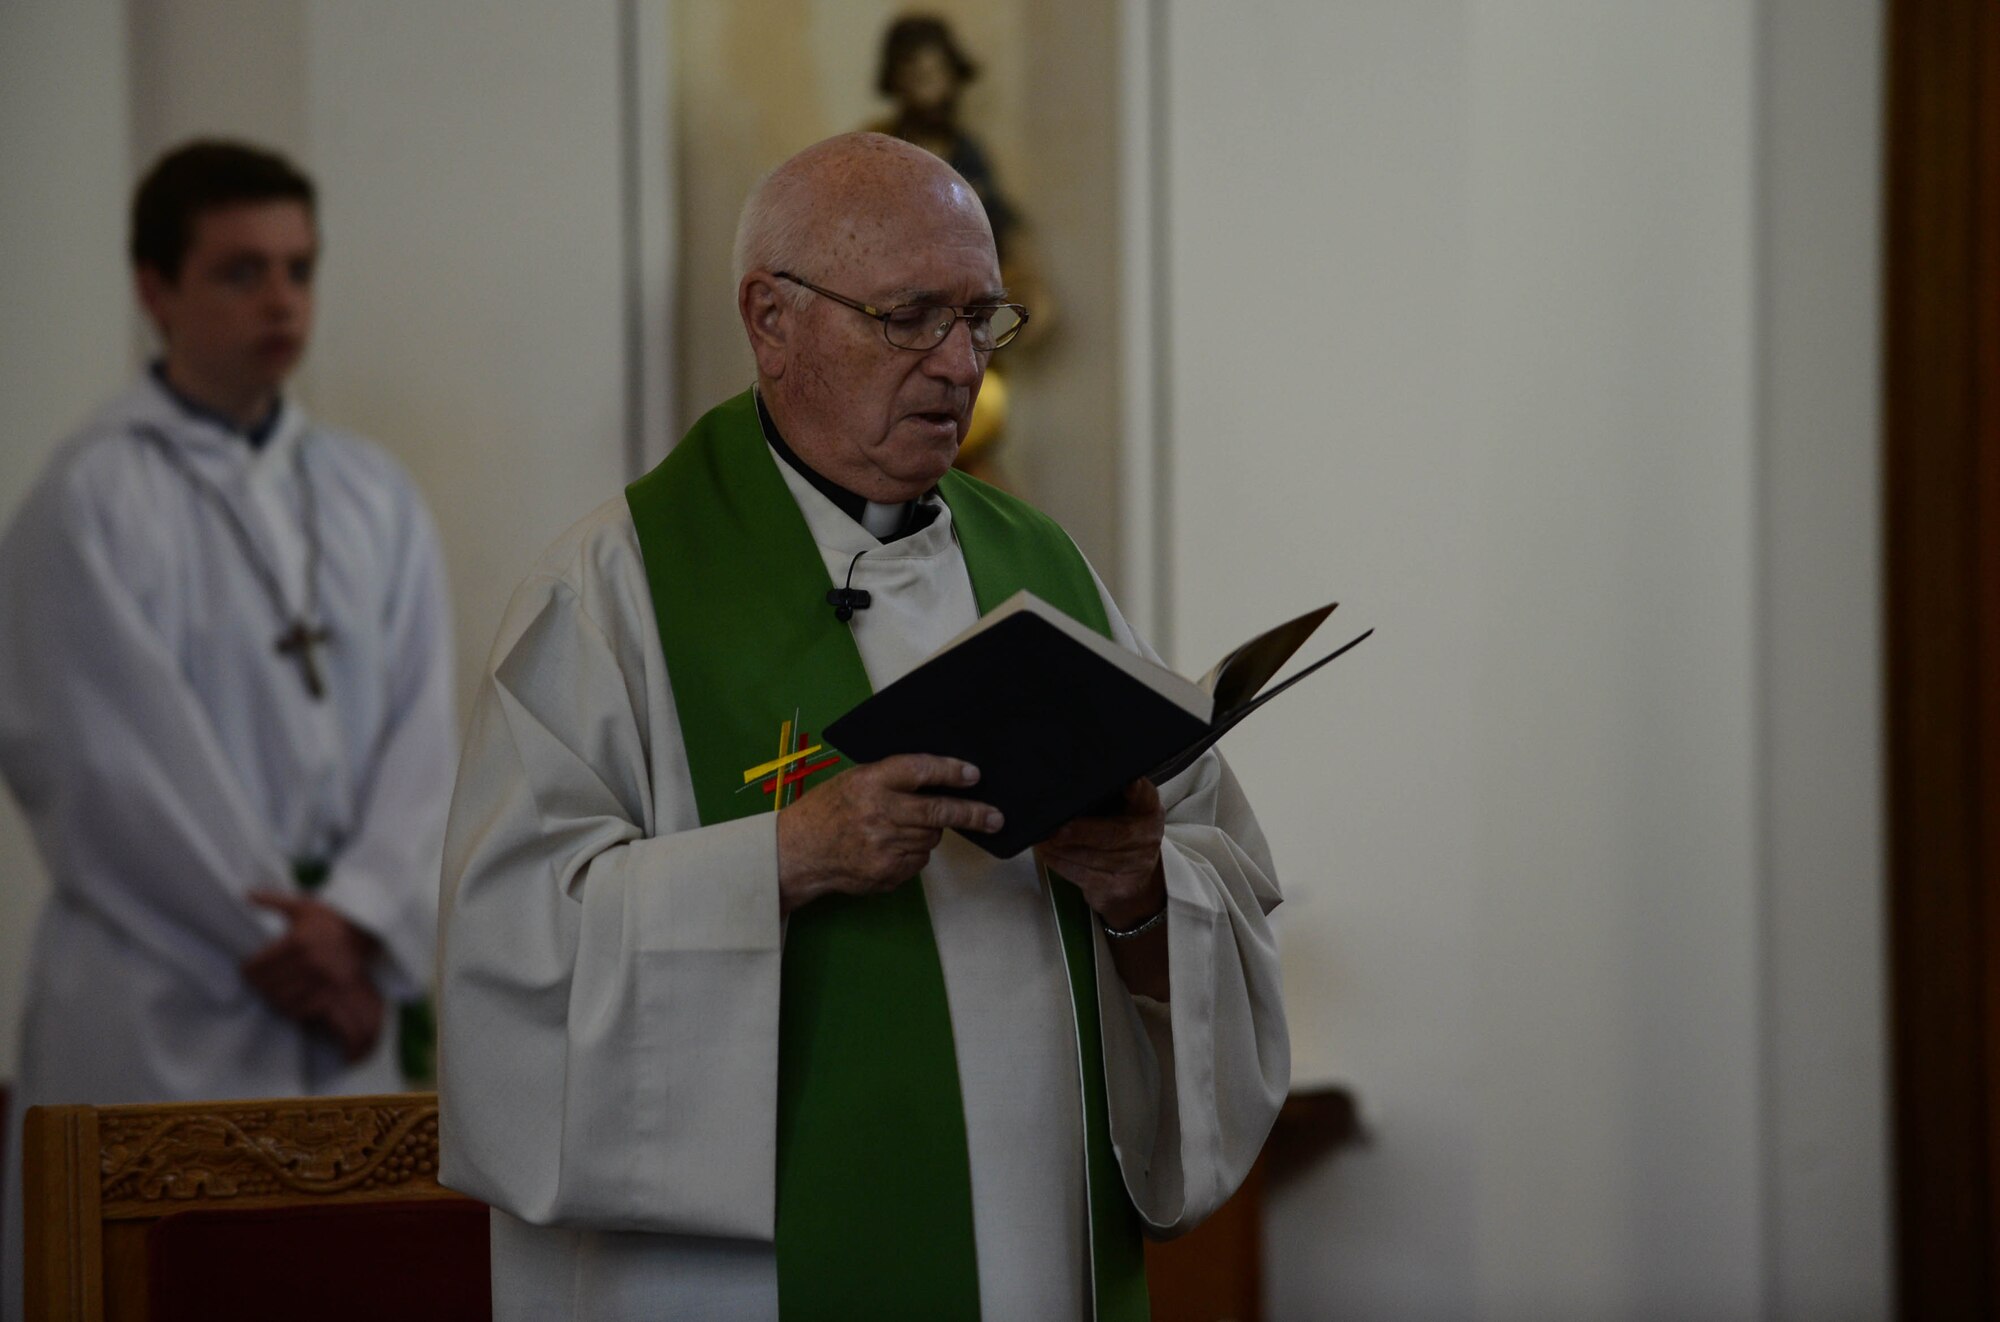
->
<box><xmin>147</xmin><ymin>1198</ymin><xmax>490</xmax><ymax>1322</ymax></box>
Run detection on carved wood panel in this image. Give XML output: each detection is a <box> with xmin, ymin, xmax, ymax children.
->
<box><xmin>96</xmin><ymin>1097</ymin><xmax>442</xmax><ymax>1215</ymax></box>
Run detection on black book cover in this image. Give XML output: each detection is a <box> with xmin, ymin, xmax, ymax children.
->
<box><xmin>824</xmin><ymin>593</ymin><xmax>1370</xmax><ymax>859</ymax></box>
<box><xmin>825</xmin><ymin>608</ymin><xmax>1210</xmax><ymax>858</ymax></box>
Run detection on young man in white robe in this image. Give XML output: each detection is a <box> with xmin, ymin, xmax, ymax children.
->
<box><xmin>0</xmin><ymin>141</ymin><xmax>455</xmax><ymax>1321</ymax></box>
<box><xmin>437</xmin><ymin>132</ymin><xmax>1288</xmax><ymax>1320</ymax></box>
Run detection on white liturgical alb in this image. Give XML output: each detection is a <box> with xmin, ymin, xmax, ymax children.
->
<box><xmin>0</xmin><ymin>375</ymin><xmax>456</xmax><ymax>1322</ymax></box>
<box><xmin>438</xmin><ymin>447</ymin><xmax>1289</xmax><ymax>1320</ymax></box>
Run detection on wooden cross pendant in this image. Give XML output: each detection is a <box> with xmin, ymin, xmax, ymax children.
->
<box><xmin>274</xmin><ymin>619</ymin><xmax>333</xmax><ymax>700</ymax></box>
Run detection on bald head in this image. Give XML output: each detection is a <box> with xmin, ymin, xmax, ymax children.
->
<box><xmin>734</xmin><ymin>132</ymin><xmax>1003</xmax><ymax>504</ymax></box>
<box><xmin>733</xmin><ymin>132</ymin><xmax>992</xmax><ymax>291</ymax></box>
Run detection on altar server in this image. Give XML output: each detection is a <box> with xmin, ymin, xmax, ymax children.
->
<box><xmin>438</xmin><ymin>132</ymin><xmax>1288</xmax><ymax>1319</ymax></box>
<box><xmin>0</xmin><ymin>140</ymin><xmax>454</xmax><ymax>1321</ymax></box>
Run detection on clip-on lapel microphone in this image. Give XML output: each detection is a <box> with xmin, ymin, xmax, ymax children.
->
<box><xmin>827</xmin><ymin>548</ymin><xmax>871</xmax><ymax>623</ymax></box>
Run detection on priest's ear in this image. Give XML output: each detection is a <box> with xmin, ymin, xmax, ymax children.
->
<box><xmin>739</xmin><ymin>270</ymin><xmax>796</xmax><ymax>380</ymax></box>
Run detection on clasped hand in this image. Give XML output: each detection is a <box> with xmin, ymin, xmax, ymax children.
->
<box><xmin>777</xmin><ymin>756</ymin><xmax>1167</xmax><ymax>929</ymax></box>
<box><xmin>242</xmin><ymin>891</ymin><xmax>385</xmax><ymax>1063</ymax></box>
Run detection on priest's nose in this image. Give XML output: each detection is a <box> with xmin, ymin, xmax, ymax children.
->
<box><xmin>923</xmin><ymin>318</ymin><xmax>984</xmax><ymax>388</ymax></box>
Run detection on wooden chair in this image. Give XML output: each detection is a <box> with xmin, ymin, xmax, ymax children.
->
<box><xmin>23</xmin><ymin>1092</ymin><xmax>488</xmax><ymax>1322</ymax></box>
<box><xmin>26</xmin><ymin>1086</ymin><xmax>1357</xmax><ymax>1321</ymax></box>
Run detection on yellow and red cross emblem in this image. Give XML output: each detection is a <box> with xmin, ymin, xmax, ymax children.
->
<box><xmin>740</xmin><ymin>715</ymin><xmax>841</xmax><ymax>811</ymax></box>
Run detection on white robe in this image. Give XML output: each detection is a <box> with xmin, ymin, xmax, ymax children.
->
<box><xmin>437</xmin><ymin>453</ymin><xmax>1288</xmax><ymax>1320</ymax></box>
<box><xmin>0</xmin><ymin>375</ymin><xmax>456</xmax><ymax>1322</ymax></box>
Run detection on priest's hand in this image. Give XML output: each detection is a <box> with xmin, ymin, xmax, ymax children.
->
<box><xmin>242</xmin><ymin>891</ymin><xmax>386</xmax><ymax>1059</ymax></box>
<box><xmin>1035</xmin><ymin>778</ymin><xmax>1171</xmax><ymax>1001</ymax></box>
<box><xmin>777</xmin><ymin>754</ymin><xmax>1003</xmax><ymax>916</ymax></box>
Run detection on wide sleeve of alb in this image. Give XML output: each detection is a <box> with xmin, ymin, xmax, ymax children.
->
<box><xmin>1089</xmin><ymin>574</ymin><xmax>1292</xmax><ymax>1237</ymax></box>
<box><xmin>0</xmin><ymin>453</ymin><xmax>293</xmax><ymax>1002</ymax></box>
<box><xmin>436</xmin><ymin>523</ymin><xmax>786</xmax><ymax>1240</ymax></box>
<box><xmin>315</xmin><ymin>485</ymin><xmax>456</xmax><ymax>997</ymax></box>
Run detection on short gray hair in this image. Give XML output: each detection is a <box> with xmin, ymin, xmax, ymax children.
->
<box><xmin>732</xmin><ymin>162</ymin><xmax>817</xmax><ymax>308</ymax></box>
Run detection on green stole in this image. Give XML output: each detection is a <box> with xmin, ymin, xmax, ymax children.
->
<box><xmin>625</xmin><ymin>391</ymin><xmax>1148</xmax><ymax>1320</ymax></box>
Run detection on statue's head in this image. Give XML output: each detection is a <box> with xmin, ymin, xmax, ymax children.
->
<box><xmin>877</xmin><ymin>14</ymin><xmax>978</xmax><ymax>118</ymax></box>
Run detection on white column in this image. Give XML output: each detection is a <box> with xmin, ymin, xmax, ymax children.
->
<box><xmin>298</xmin><ymin>0</ymin><xmax>637</xmax><ymax>717</ymax></box>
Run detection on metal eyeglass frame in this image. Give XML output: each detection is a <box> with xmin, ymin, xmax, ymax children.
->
<box><xmin>773</xmin><ymin>271</ymin><xmax>1029</xmax><ymax>352</ymax></box>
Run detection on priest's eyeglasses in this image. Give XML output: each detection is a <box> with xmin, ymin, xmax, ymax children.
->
<box><xmin>775</xmin><ymin>271</ymin><xmax>1029</xmax><ymax>352</ymax></box>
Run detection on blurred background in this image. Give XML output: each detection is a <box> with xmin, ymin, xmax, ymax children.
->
<box><xmin>1</xmin><ymin>1</ymin><xmax>1910</xmax><ymax>1317</ymax></box>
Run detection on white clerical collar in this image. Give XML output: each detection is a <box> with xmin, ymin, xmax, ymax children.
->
<box><xmin>774</xmin><ymin>450</ymin><xmax>956</xmax><ymax>563</ymax></box>
<box><xmin>860</xmin><ymin>501</ymin><xmax>908</xmax><ymax>539</ymax></box>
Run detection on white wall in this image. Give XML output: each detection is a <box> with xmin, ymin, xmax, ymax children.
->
<box><xmin>128</xmin><ymin>0</ymin><xmax>309</xmax><ymax>164</ymax></box>
<box><xmin>295</xmin><ymin>0</ymin><xmax>640</xmax><ymax>716</ymax></box>
<box><xmin>1153</xmin><ymin>1</ymin><xmax>1885</xmax><ymax>1317</ymax></box>
<box><xmin>0</xmin><ymin>1</ymin><xmax>133</xmax><ymax>1080</ymax></box>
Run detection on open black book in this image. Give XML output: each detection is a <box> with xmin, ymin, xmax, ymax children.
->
<box><xmin>823</xmin><ymin>591</ymin><xmax>1372</xmax><ymax>858</ymax></box>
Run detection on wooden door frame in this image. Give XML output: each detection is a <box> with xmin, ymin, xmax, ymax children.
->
<box><xmin>1883</xmin><ymin>0</ymin><xmax>2000</xmax><ymax>1315</ymax></box>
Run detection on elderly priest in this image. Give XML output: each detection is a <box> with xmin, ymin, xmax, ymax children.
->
<box><xmin>437</xmin><ymin>131</ymin><xmax>1288</xmax><ymax>1320</ymax></box>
